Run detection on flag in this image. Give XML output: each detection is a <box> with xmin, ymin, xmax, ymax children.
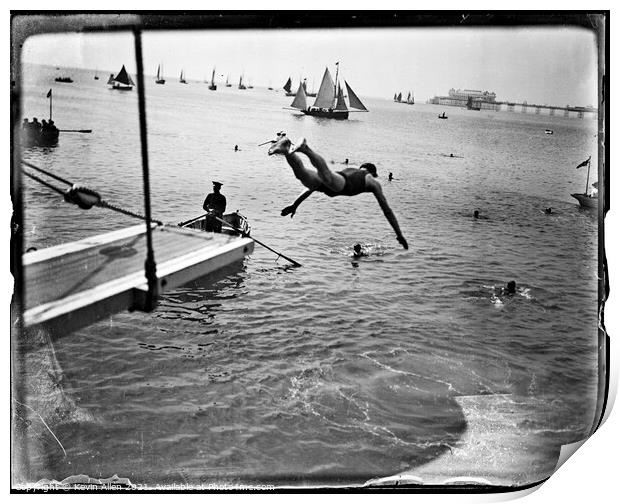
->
<box><xmin>576</xmin><ymin>156</ymin><xmax>591</xmax><ymax>169</ymax></box>
<box><xmin>46</xmin><ymin>89</ymin><xmax>52</xmax><ymax>98</ymax></box>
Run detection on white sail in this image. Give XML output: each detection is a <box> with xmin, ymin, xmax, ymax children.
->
<box><xmin>313</xmin><ymin>68</ymin><xmax>335</xmax><ymax>109</ymax></box>
<box><xmin>345</xmin><ymin>81</ymin><xmax>367</xmax><ymax>111</ymax></box>
<box><xmin>290</xmin><ymin>83</ymin><xmax>308</xmax><ymax>110</ymax></box>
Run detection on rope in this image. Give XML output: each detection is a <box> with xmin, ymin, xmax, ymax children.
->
<box><xmin>21</xmin><ymin>161</ymin><xmax>163</xmax><ymax>225</ymax></box>
<box><xmin>134</xmin><ymin>29</ymin><xmax>159</xmax><ymax>311</ymax></box>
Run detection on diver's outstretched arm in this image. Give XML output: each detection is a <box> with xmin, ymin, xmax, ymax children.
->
<box><xmin>370</xmin><ymin>184</ymin><xmax>409</xmax><ymax>249</ymax></box>
<box><xmin>281</xmin><ymin>189</ymin><xmax>314</xmax><ymax>218</ymax></box>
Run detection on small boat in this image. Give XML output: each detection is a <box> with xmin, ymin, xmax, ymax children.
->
<box><xmin>283</xmin><ymin>77</ymin><xmax>296</xmax><ymax>96</ymax></box>
<box><xmin>225</xmin><ymin>74</ymin><xmax>232</xmax><ymax>87</ymax></box>
<box><xmin>571</xmin><ymin>192</ymin><xmax>597</xmax><ymax>208</ymax></box>
<box><xmin>179</xmin><ymin>70</ymin><xmax>187</xmax><ymax>84</ymax></box>
<box><xmin>108</xmin><ymin>65</ymin><xmax>135</xmax><ymax>91</ymax></box>
<box><xmin>438</xmin><ymin>112</ymin><xmax>448</xmax><ymax>119</ymax></box>
<box><xmin>238</xmin><ymin>75</ymin><xmax>246</xmax><ymax>90</ymax></box>
<box><xmin>545</xmin><ymin>129</ymin><xmax>553</xmax><ymax>134</ymax></box>
<box><xmin>54</xmin><ymin>76</ymin><xmax>73</xmax><ymax>83</ymax></box>
<box><xmin>287</xmin><ymin>64</ymin><xmax>368</xmax><ymax>120</ymax></box>
<box><xmin>155</xmin><ymin>63</ymin><xmax>165</xmax><ymax>84</ymax></box>
<box><xmin>208</xmin><ymin>67</ymin><xmax>217</xmax><ymax>90</ymax></box>
<box><xmin>406</xmin><ymin>91</ymin><xmax>415</xmax><ymax>105</ymax></box>
<box><xmin>21</xmin><ymin>124</ymin><xmax>59</xmax><ymax>147</ymax></box>
<box><xmin>94</xmin><ymin>70</ymin><xmax>99</xmax><ymax>80</ymax></box>
<box><xmin>394</xmin><ymin>92</ymin><xmax>402</xmax><ymax>103</ymax></box>
<box><xmin>571</xmin><ymin>156</ymin><xmax>597</xmax><ymax>208</ymax></box>
<box><xmin>179</xmin><ymin>211</ymin><xmax>250</xmax><ymax>236</ymax></box>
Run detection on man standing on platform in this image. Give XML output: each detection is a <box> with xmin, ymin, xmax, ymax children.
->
<box><xmin>203</xmin><ymin>181</ymin><xmax>227</xmax><ymax>232</ymax></box>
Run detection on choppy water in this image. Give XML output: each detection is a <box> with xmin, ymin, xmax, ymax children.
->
<box><xmin>18</xmin><ymin>64</ymin><xmax>600</xmax><ymax>486</ymax></box>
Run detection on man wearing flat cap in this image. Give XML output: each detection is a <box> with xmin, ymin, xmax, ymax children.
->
<box><xmin>203</xmin><ymin>181</ymin><xmax>227</xmax><ymax>232</ymax></box>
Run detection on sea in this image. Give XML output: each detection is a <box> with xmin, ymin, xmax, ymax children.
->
<box><xmin>16</xmin><ymin>64</ymin><xmax>601</xmax><ymax>487</ymax></box>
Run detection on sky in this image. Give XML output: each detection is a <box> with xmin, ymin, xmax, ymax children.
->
<box><xmin>19</xmin><ymin>20</ymin><xmax>599</xmax><ymax>108</ymax></box>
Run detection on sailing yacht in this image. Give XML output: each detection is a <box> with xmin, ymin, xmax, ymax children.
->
<box><xmin>407</xmin><ymin>91</ymin><xmax>414</xmax><ymax>105</ymax></box>
<box><xmin>109</xmin><ymin>65</ymin><xmax>135</xmax><ymax>91</ymax></box>
<box><xmin>225</xmin><ymin>75</ymin><xmax>232</xmax><ymax>87</ymax></box>
<box><xmin>283</xmin><ymin>77</ymin><xmax>295</xmax><ymax>96</ymax></box>
<box><xmin>155</xmin><ymin>64</ymin><xmax>165</xmax><ymax>84</ymax></box>
<box><xmin>208</xmin><ymin>67</ymin><xmax>217</xmax><ymax>90</ymax></box>
<box><xmin>179</xmin><ymin>70</ymin><xmax>187</xmax><ymax>84</ymax></box>
<box><xmin>287</xmin><ymin>64</ymin><xmax>368</xmax><ymax>120</ymax></box>
<box><xmin>238</xmin><ymin>75</ymin><xmax>246</xmax><ymax>90</ymax></box>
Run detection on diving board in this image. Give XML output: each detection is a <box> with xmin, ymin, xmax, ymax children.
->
<box><xmin>22</xmin><ymin>224</ymin><xmax>254</xmax><ymax>336</ymax></box>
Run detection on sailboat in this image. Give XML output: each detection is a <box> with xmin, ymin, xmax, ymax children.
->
<box><xmin>407</xmin><ymin>91</ymin><xmax>414</xmax><ymax>105</ymax></box>
<box><xmin>179</xmin><ymin>70</ymin><xmax>187</xmax><ymax>84</ymax></box>
<box><xmin>238</xmin><ymin>75</ymin><xmax>246</xmax><ymax>90</ymax></box>
<box><xmin>283</xmin><ymin>77</ymin><xmax>295</xmax><ymax>96</ymax></box>
<box><xmin>303</xmin><ymin>78</ymin><xmax>317</xmax><ymax>97</ymax></box>
<box><xmin>571</xmin><ymin>157</ymin><xmax>597</xmax><ymax>208</ymax></box>
<box><xmin>208</xmin><ymin>67</ymin><xmax>217</xmax><ymax>90</ymax></box>
<box><xmin>225</xmin><ymin>74</ymin><xmax>232</xmax><ymax>87</ymax></box>
<box><xmin>109</xmin><ymin>65</ymin><xmax>135</xmax><ymax>91</ymax></box>
<box><xmin>155</xmin><ymin>64</ymin><xmax>165</xmax><ymax>84</ymax></box>
<box><xmin>248</xmin><ymin>78</ymin><xmax>253</xmax><ymax>89</ymax></box>
<box><xmin>287</xmin><ymin>64</ymin><xmax>368</xmax><ymax>120</ymax></box>
<box><xmin>94</xmin><ymin>69</ymin><xmax>99</xmax><ymax>80</ymax></box>
<box><xmin>394</xmin><ymin>92</ymin><xmax>402</xmax><ymax>103</ymax></box>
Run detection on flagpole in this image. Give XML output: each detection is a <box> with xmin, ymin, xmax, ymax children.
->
<box><xmin>585</xmin><ymin>158</ymin><xmax>590</xmax><ymax>195</ymax></box>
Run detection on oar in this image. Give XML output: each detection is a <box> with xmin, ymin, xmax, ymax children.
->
<box><xmin>182</xmin><ymin>213</ymin><xmax>301</xmax><ymax>267</ymax></box>
<box><xmin>59</xmin><ymin>129</ymin><xmax>93</xmax><ymax>133</ymax></box>
<box><xmin>214</xmin><ymin>216</ymin><xmax>301</xmax><ymax>267</ymax></box>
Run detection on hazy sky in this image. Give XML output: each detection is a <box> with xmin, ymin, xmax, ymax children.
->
<box><xmin>21</xmin><ymin>24</ymin><xmax>599</xmax><ymax>107</ymax></box>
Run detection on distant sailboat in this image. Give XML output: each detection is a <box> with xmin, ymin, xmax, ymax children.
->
<box><xmin>156</xmin><ymin>64</ymin><xmax>165</xmax><ymax>84</ymax></box>
<box><xmin>225</xmin><ymin>74</ymin><xmax>232</xmax><ymax>87</ymax></box>
<box><xmin>407</xmin><ymin>91</ymin><xmax>414</xmax><ymax>105</ymax></box>
<box><xmin>248</xmin><ymin>78</ymin><xmax>253</xmax><ymax>89</ymax></box>
<box><xmin>238</xmin><ymin>75</ymin><xmax>246</xmax><ymax>90</ymax></box>
<box><xmin>283</xmin><ymin>77</ymin><xmax>295</xmax><ymax>96</ymax></box>
<box><xmin>287</xmin><ymin>64</ymin><xmax>368</xmax><ymax>120</ymax></box>
<box><xmin>94</xmin><ymin>69</ymin><xmax>99</xmax><ymax>80</ymax></box>
<box><xmin>109</xmin><ymin>65</ymin><xmax>135</xmax><ymax>91</ymax></box>
<box><xmin>305</xmin><ymin>78</ymin><xmax>317</xmax><ymax>97</ymax></box>
<box><xmin>208</xmin><ymin>67</ymin><xmax>217</xmax><ymax>90</ymax></box>
<box><xmin>179</xmin><ymin>70</ymin><xmax>187</xmax><ymax>84</ymax></box>
<box><xmin>394</xmin><ymin>92</ymin><xmax>402</xmax><ymax>103</ymax></box>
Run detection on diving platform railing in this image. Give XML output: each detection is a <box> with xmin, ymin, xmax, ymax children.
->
<box><xmin>23</xmin><ymin>224</ymin><xmax>254</xmax><ymax>336</ymax></box>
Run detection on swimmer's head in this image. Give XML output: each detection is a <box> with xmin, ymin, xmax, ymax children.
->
<box><xmin>473</xmin><ymin>210</ymin><xmax>479</xmax><ymax>218</ymax></box>
<box><xmin>360</xmin><ymin>163</ymin><xmax>378</xmax><ymax>178</ymax></box>
<box><xmin>506</xmin><ymin>280</ymin><xmax>516</xmax><ymax>294</ymax></box>
<box><xmin>353</xmin><ymin>243</ymin><xmax>362</xmax><ymax>254</ymax></box>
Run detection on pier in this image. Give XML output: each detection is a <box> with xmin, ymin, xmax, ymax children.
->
<box><xmin>428</xmin><ymin>88</ymin><xmax>597</xmax><ymax>118</ymax></box>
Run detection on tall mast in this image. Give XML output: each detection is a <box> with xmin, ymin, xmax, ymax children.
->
<box><xmin>334</xmin><ymin>62</ymin><xmax>340</xmax><ymax>102</ymax></box>
<box><xmin>585</xmin><ymin>158</ymin><xmax>591</xmax><ymax>195</ymax></box>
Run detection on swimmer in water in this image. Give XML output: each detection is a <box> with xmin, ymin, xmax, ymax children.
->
<box><xmin>352</xmin><ymin>243</ymin><xmax>368</xmax><ymax>258</ymax></box>
<box><xmin>502</xmin><ymin>280</ymin><xmax>517</xmax><ymax>295</ymax></box>
<box><xmin>545</xmin><ymin>207</ymin><xmax>552</xmax><ymax>214</ymax></box>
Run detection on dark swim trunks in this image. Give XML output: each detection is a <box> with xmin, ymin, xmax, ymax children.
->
<box><xmin>318</xmin><ymin>168</ymin><xmax>368</xmax><ymax>197</ymax></box>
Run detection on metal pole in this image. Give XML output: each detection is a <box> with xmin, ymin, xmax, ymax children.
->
<box><xmin>585</xmin><ymin>159</ymin><xmax>590</xmax><ymax>195</ymax></box>
<box><xmin>133</xmin><ymin>28</ymin><xmax>159</xmax><ymax>311</ymax></box>
<box><xmin>49</xmin><ymin>91</ymin><xmax>52</xmax><ymax>121</ymax></box>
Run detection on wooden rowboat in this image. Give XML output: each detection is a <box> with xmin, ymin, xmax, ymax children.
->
<box><xmin>179</xmin><ymin>211</ymin><xmax>250</xmax><ymax>236</ymax></box>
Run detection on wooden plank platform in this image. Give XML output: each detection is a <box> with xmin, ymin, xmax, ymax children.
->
<box><xmin>22</xmin><ymin>224</ymin><xmax>254</xmax><ymax>335</ymax></box>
